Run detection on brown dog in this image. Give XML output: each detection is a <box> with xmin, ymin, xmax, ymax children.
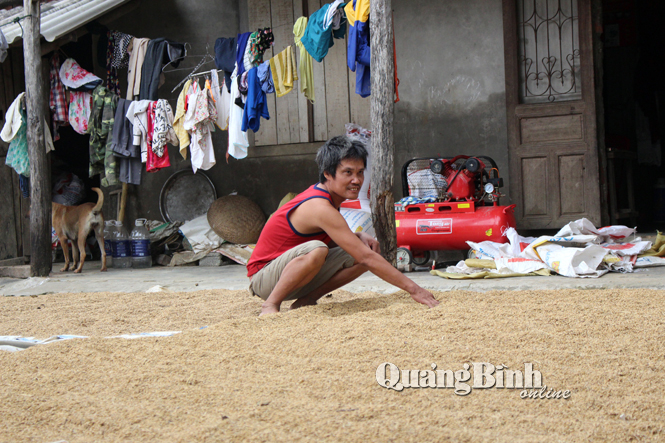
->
<box><xmin>52</xmin><ymin>187</ymin><xmax>107</xmax><ymax>273</ymax></box>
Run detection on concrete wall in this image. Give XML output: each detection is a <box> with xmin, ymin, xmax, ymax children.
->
<box><xmin>393</xmin><ymin>0</ymin><xmax>510</xmax><ymax>201</ymax></box>
<box><xmin>104</xmin><ymin>0</ymin><xmax>509</xmax><ymax>225</ymax></box>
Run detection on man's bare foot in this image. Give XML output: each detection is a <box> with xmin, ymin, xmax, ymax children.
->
<box><xmin>260</xmin><ymin>302</ymin><xmax>281</xmax><ymax>316</ymax></box>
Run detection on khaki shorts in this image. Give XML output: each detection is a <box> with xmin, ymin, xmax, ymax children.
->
<box><xmin>249</xmin><ymin>240</ymin><xmax>356</xmax><ymax>301</ymax></box>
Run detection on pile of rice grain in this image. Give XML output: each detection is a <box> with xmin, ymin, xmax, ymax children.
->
<box><xmin>1</xmin><ymin>288</ymin><xmax>664</xmax><ymax>442</ymax></box>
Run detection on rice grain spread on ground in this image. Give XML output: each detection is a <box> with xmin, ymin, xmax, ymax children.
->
<box><xmin>1</xmin><ymin>288</ymin><xmax>664</xmax><ymax>442</ymax></box>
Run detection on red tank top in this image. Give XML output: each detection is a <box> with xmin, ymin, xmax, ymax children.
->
<box><xmin>247</xmin><ymin>184</ymin><xmax>334</xmax><ymax>277</ymax></box>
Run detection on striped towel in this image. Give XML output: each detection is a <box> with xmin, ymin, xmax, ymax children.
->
<box><xmin>269</xmin><ymin>46</ymin><xmax>298</xmax><ymax>98</ymax></box>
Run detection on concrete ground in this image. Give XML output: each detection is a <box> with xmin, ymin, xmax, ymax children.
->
<box><xmin>1</xmin><ymin>259</ymin><xmax>664</xmax><ymax>296</ymax></box>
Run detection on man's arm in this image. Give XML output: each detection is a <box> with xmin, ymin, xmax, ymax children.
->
<box><xmin>310</xmin><ymin>200</ymin><xmax>439</xmax><ymax>308</ymax></box>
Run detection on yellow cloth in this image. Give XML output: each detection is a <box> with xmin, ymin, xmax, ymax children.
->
<box><xmin>293</xmin><ymin>17</ymin><xmax>314</xmax><ymax>103</ymax></box>
<box><xmin>345</xmin><ymin>0</ymin><xmax>370</xmax><ymax>26</ymax></box>
<box><xmin>173</xmin><ymin>79</ymin><xmax>192</xmax><ymax>159</ymax></box>
<box><xmin>269</xmin><ymin>46</ymin><xmax>298</xmax><ymax>98</ymax></box>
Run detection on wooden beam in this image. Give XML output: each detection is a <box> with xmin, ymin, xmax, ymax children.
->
<box><xmin>369</xmin><ymin>0</ymin><xmax>396</xmax><ymax>265</ymax></box>
<box><xmin>22</xmin><ymin>0</ymin><xmax>51</xmax><ymax>277</ymax></box>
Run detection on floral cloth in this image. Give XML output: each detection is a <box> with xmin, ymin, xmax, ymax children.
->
<box><xmin>59</xmin><ymin>58</ymin><xmax>102</xmax><ymax>90</ymax></box>
<box><xmin>5</xmin><ymin>107</ymin><xmax>29</xmax><ymax>177</ymax></box>
<box><xmin>68</xmin><ymin>91</ymin><xmax>93</xmax><ymax>134</ymax></box>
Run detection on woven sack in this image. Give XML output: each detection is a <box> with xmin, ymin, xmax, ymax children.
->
<box><xmin>207</xmin><ymin>195</ymin><xmax>266</xmax><ymax>244</ymax></box>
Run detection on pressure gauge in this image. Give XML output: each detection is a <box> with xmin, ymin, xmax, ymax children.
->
<box><xmin>396</xmin><ymin>247</ymin><xmax>413</xmax><ymax>266</ymax></box>
<box><xmin>484</xmin><ymin>183</ymin><xmax>495</xmax><ymax>194</ymax></box>
<box><xmin>430</xmin><ymin>160</ymin><xmax>444</xmax><ymax>175</ymax></box>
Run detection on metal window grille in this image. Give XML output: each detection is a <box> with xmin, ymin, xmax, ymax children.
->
<box><xmin>517</xmin><ymin>0</ymin><xmax>582</xmax><ymax>103</ymax></box>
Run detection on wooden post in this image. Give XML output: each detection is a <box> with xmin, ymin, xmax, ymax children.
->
<box><xmin>369</xmin><ymin>0</ymin><xmax>396</xmax><ymax>265</ymax></box>
<box><xmin>23</xmin><ymin>0</ymin><xmax>51</xmax><ymax>277</ymax></box>
<box><xmin>592</xmin><ymin>0</ymin><xmax>609</xmax><ymax>226</ymax></box>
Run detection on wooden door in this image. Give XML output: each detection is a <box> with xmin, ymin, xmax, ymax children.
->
<box><xmin>503</xmin><ymin>0</ymin><xmax>600</xmax><ymax>229</ymax></box>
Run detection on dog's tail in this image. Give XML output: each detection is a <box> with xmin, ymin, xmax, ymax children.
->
<box><xmin>91</xmin><ymin>187</ymin><xmax>104</xmax><ymax>214</ymax></box>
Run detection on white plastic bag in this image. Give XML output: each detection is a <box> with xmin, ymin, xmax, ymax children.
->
<box><xmin>534</xmin><ymin>243</ymin><xmax>607</xmax><ymax>278</ymax></box>
<box><xmin>340</xmin><ymin>208</ymin><xmax>375</xmax><ymax>237</ymax></box>
<box><xmin>179</xmin><ymin>214</ymin><xmax>223</xmax><ymax>254</ymax></box>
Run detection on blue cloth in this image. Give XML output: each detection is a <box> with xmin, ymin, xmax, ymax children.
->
<box><xmin>19</xmin><ymin>175</ymin><xmax>29</xmax><ymax>198</ymax></box>
<box><xmin>257</xmin><ymin>61</ymin><xmax>274</xmax><ymax>94</ymax></box>
<box><xmin>347</xmin><ymin>0</ymin><xmax>371</xmax><ymax>97</ymax></box>
<box><xmin>300</xmin><ymin>3</ymin><xmax>347</xmax><ymax>63</ymax></box>
<box><xmin>241</xmin><ymin>67</ymin><xmax>270</xmax><ymax>132</ymax></box>
<box><xmin>214</xmin><ymin>37</ymin><xmax>236</xmax><ymax>91</ymax></box>
<box><xmin>236</xmin><ymin>32</ymin><xmax>251</xmax><ymax>77</ymax></box>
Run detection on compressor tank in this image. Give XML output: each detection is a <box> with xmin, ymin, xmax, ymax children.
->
<box><xmin>395</xmin><ymin>202</ymin><xmax>517</xmax><ymax>252</ymax></box>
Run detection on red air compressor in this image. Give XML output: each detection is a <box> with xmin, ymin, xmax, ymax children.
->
<box><xmin>395</xmin><ymin>155</ymin><xmax>516</xmax><ymax>266</ymax></box>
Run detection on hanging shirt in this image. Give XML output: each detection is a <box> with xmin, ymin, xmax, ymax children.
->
<box><xmin>235</xmin><ymin>32</ymin><xmax>252</xmax><ymax>78</ymax></box>
<box><xmin>126</xmin><ymin>38</ymin><xmax>150</xmax><ymax>100</ymax></box>
<box><xmin>214</xmin><ymin>37</ymin><xmax>237</xmax><ymax>92</ymax></box>
<box><xmin>269</xmin><ymin>46</ymin><xmax>298</xmax><ymax>98</ymax></box>
<box><xmin>228</xmin><ymin>76</ymin><xmax>249</xmax><ymax>160</ymax></box>
<box><xmin>257</xmin><ymin>60</ymin><xmax>274</xmax><ymax>94</ymax></box>
<box><xmin>126</xmin><ymin>99</ymin><xmax>152</xmax><ymax>162</ymax></box>
<box><xmin>241</xmin><ymin>67</ymin><xmax>270</xmax><ymax>133</ymax></box>
<box><xmin>211</xmin><ymin>70</ymin><xmax>230</xmax><ymax>130</ymax></box>
<box><xmin>49</xmin><ymin>52</ymin><xmax>68</xmax><ymax>135</ymax></box>
<box><xmin>5</xmin><ymin>108</ymin><xmax>29</xmax><ymax>177</ymax></box>
<box><xmin>88</xmin><ymin>85</ymin><xmax>118</xmax><ymax>183</ymax></box>
<box><xmin>346</xmin><ymin>0</ymin><xmax>371</xmax><ymax>97</ymax></box>
<box><xmin>184</xmin><ymin>89</ymin><xmax>217</xmax><ymax>173</ymax></box>
<box><xmin>152</xmin><ymin>99</ymin><xmax>178</xmax><ymax>155</ymax></box>
<box><xmin>139</xmin><ymin>38</ymin><xmax>186</xmax><ymax>100</ymax></box>
<box><xmin>68</xmin><ymin>91</ymin><xmax>93</xmax><ymax>134</ymax></box>
<box><xmin>146</xmin><ymin>101</ymin><xmax>172</xmax><ymax>173</ymax></box>
<box><xmin>293</xmin><ymin>17</ymin><xmax>314</xmax><ymax>103</ymax></box>
<box><xmin>300</xmin><ymin>1</ymin><xmax>347</xmax><ymax>63</ymax></box>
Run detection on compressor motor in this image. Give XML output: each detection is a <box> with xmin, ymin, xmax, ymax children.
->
<box><xmin>395</xmin><ymin>155</ymin><xmax>516</xmax><ymax>267</ymax></box>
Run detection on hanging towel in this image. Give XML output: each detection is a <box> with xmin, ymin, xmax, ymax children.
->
<box><xmin>174</xmin><ymin>79</ymin><xmax>192</xmax><ymax>158</ymax></box>
<box><xmin>300</xmin><ymin>1</ymin><xmax>347</xmax><ymax>63</ymax></box>
<box><xmin>152</xmin><ymin>99</ymin><xmax>178</xmax><ymax>156</ymax></box>
<box><xmin>345</xmin><ymin>0</ymin><xmax>371</xmax><ymax>97</ymax></box>
<box><xmin>1</xmin><ymin>92</ymin><xmax>26</xmax><ymax>143</ymax></box>
<box><xmin>126</xmin><ymin>37</ymin><xmax>150</xmax><ymax>100</ymax></box>
<box><xmin>269</xmin><ymin>46</ymin><xmax>298</xmax><ymax>98</ymax></box>
<box><xmin>293</xmin><ymin>17</ymin><xmax>314</xmax><ymax>103</ymax></box>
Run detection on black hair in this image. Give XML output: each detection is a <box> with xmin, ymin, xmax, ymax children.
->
<box><xmin>316</xmin><ymin>135</ymin><xmax>368</xmax><ymax>183</ymax></box>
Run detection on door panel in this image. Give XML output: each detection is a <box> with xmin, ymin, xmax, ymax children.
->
<box><xmin>504</xmin><ymin>0</ymin><xmax>600</xmax><ymax>229</ymax></box>
<box><xmin>521</xmin><ymin>156</ymin><xmax>549</xmax><ymax>216</ymax></box>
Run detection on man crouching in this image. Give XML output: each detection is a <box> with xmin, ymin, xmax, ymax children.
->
<box><xmin>247</xmin><ymin>135</ymin><xmax>440</xmax><ymax>316</ymax></box>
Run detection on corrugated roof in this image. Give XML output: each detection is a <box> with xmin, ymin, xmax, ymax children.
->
<box><xmin>0</xmin><ymin>0</ymin><xmax>131</xmax><ymax>45</ymax></box>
